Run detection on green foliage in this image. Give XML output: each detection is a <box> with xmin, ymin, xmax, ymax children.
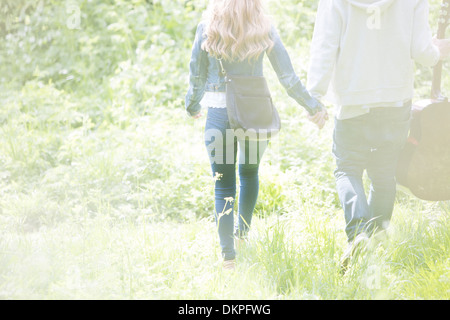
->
<box><xmin>0</xmin><ymin>0</ymin><xmax>449</xmax><ymax>300</ymax></box>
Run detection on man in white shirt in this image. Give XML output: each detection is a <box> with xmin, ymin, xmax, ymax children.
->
<box><xmin>307</xmin><ymin>0</ymin><xmax>450</xmax><ymax>269</ymax></box>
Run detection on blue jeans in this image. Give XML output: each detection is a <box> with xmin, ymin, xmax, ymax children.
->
<box><xmin>205</xmin><ymin>108</ymin><xmax>268</xmax><ymax>261</ymax></box>
<box><xmin>333</xmin><ymin>104</ymin><xmax>411</xmax><ymax>242</ymax></box>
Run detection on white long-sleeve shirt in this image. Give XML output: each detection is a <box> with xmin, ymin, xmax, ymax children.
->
<box><xmin>307</xmin><ymin>0</ymin><xmax>440</xmax><ymax>119</ymax></box>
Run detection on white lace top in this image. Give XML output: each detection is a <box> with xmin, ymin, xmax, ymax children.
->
<box><xmin>200</xmin><ymin>92</ymin><xmax>227</xmax><ymax>109</ymax></box>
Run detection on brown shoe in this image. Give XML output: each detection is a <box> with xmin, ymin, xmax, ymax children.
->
<box><xmin>223</xmin><ymin>259</ymin><xmax>236</xmax><ymax>271</ymax></box>
<box><xmin>340</xmin><ymin>233</ymin><xmax>369</xmax><ymax>274</ymax></box>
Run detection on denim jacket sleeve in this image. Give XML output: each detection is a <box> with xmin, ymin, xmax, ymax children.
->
<box><xmin>266</xmin><ymin>27</ymin><xmax>323</xmax><ymax>115</ymax></box>
<box><xmin>185</xmin><ymin>22</ymin><xmax>209</xmax><ymax>117</ymax></box>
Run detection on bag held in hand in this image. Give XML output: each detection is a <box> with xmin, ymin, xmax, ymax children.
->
<box><xmin>218</xmin><ymin>58</ymin><xmax>281</xmax><ymax>140</ymax></box>
<box><xmin>396</xmin><ymin>0</ymin><xmax>450</xmax><ymax>201</ymax></box>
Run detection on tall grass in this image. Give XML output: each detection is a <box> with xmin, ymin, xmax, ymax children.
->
<box><xmin>0</xmin><ymin>0</ymin><xmax>448</xmax><ymax>300</ymax></box>
<box><xmin>1</xmin><ymin>194</ymin><xmax>448</xmax><ymax>299</ymax></box>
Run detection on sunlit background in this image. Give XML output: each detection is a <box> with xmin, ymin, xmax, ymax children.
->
<box><xmin>0</xmin><ymin>0</ymin><xmax>448</xmax><ymax>299</ymax></box>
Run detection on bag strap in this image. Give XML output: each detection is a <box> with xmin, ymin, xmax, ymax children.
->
<box><xmin>217</xmin><ymin>57</ymin><xmax>227</xmax><ymax>77</ymax></box>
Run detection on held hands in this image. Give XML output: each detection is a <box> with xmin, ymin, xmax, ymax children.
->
<box><xmin>192</xmin><ymin>107</ymin><xmax>330</xmax><ymax>129</ymax></box>
<box><xmin>192</xmin><ymin>112</ymin><xmax>203</xmax><ymax>119</ymax></box>
<box><xmin>308</xmin><ymin>107</ymin><xmax>329</xmax><ymax>130</ymax></box>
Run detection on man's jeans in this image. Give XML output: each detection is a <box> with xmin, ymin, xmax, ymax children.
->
<box><xmin>332</xmin><ymin>103</ymin><xmax>411</xmax><ymax>242</ymax></box>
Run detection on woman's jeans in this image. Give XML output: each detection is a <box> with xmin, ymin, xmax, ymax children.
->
<box><xmin>205</xmin><ymin>107</ymin><xmax>268</xmax><ymax>261</ymax></box>
<box><xmin>332</xmin><ymin>103</ymin><xmax>411</xmax><ymax>242</ymax></box>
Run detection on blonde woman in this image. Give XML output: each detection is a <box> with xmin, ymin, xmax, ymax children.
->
<box><xmin>185</xmin><ymin>0</ymin><xmax>327</xmax><ymax>270</ymax></box>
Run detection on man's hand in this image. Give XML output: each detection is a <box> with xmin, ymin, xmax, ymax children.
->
<box><xmin>308</xmin><ymin>109</ymin><xmax>329</xmax><ymax>130</ymax></box>
<box><xmin>433</xmin><ymin>37</ymin><xmax>450</xmax><ymax>60</ymax></box>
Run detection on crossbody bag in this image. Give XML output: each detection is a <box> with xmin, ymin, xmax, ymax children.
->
<box><xmin>218</xmin><ymin>58</ymin><xmax>281</xmax><ymax>141</ymax></box>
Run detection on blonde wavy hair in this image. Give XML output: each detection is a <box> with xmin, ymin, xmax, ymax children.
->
<box><xmin>201</xmin><ymin>0</ymin><xmax>274</xmax><ymax>62</ymax></box>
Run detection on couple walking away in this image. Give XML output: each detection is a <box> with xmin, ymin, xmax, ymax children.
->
<box><xmin>185</xmin><ymin>0</ymin><xmax>450</xmax><ymax>271</ymax></box>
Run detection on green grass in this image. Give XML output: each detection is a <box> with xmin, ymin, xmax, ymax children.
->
<box><xmin>1</xmin><ymin>186</ymin><xmax>449</xmax><ymax>299</ymax></box>
<box><xmin>0</xmin><ymin>0</ymin><xmax>449</xmax><ymax>300</ymax></box>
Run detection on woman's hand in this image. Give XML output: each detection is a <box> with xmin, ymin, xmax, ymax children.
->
<box><xmin>308</xmin><ymin>109</ymin><xmax>329</xmax><ymax>130</ymax></box>
<box><xmin>192</xmin><ymin>112</ymin><xmax>203</xmax><ymax>119</ymax></box>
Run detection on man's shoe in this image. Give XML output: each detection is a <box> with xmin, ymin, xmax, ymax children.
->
<box><xmin>223</xmin><ymin>259</ymin><xmax>236</xmax><ymax>271</ymax></box>
<box><xmin>340</xmin><ymin>232</ymin><xmax>369</xmax><ymax>274</ymax></box>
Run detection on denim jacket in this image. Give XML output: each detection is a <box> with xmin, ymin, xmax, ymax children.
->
<box><xmin>185</xmin><ymin>22</ymin><xmax>323</xmax><ymax>117</ymax></box>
